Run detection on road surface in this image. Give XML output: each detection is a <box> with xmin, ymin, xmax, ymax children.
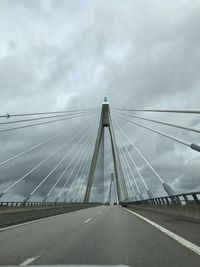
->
<box><xmin>0</xmin><ymin>205</ymin><xmax>199</xmax><ymax>266</ymax></box>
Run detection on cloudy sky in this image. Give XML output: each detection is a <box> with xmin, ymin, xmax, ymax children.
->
<box><xmin>0</xmin><ymin>0</ymin><xmax>200</xmax><ymax>202</ymax></box>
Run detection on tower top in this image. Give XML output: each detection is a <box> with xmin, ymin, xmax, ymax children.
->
<box><xmin>103</xmin><ymin>95</ymin><xmax>108</xmax><ymax>104</ymax></box>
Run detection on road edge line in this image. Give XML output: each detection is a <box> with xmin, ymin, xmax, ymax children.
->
<box><xmin>123</xmin><ymin>207</ymin><xmax>200</xmax><ymax>256</ymax></box>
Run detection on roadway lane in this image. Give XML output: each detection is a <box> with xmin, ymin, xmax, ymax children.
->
<box><xmin>0</xmin><ymin>205</ymin><xmax>199</xmax><ymax>266</ymax></box>
<box><xmin>127</xmin><ymin>207</ymin><xmax>200</xmax><ymax>246</ymax></box>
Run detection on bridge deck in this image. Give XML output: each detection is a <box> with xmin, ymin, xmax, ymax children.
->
<box><xmin>0</xmin><ymin>205</ymin><xmax>199</xmax><ymax>266</ymax></box>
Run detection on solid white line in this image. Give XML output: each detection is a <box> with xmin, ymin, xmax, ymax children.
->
<box><xmin>84</xmin><ymin>218</ymin><xmax>92</xmax><ymax>223</ymax></box>
<box><xmin>0</xmin><ymin>206</ymin><xmax>100</xmax><ymax>232</ymax></box>
<box><xmin>124</xmin><ymin>208</ymin><xmax>200</xmax><ymax>256</ymax></box>
<box><xmin>20</xmin><ymin>257</ymin><xmax>38</xmax><ymax>266</ymax></box>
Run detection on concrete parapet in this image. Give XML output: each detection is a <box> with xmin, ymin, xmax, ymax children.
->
<box><xmin>127</xmin><ymin>204</ymin><xmax>200</xmax><ymax>222</ymax></box>
<box><xmin>0</xmin><ymin>203</ymin><xmax>100</xmax><ymax>228</ymax></box>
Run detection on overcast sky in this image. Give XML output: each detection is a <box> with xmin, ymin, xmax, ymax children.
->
<box><xmin>0</xmin><ymin>0</ymin><xmax>200</xmax><ymax>202</ymax></box>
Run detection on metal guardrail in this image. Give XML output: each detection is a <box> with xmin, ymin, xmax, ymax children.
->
<box><xmin>127</xmin><ymin>192</ymin><xmax>200</xmax><ymax>206</ymax></box>
<box><xmin>0</xmin><ymin>201</ymin><xmax>99</xmax><ymax>208</ymax></box>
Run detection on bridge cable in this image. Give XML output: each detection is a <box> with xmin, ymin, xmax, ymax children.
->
<box><xmin>76</xmin><ymin>156</ymin><xmax>92</xmax><ymax>202</ymax></box>
<box><xmin>61</xmin><ymin>126</ymin><xmax>97</xmax><ymax>202</ymax></box>
<box><xmin>0</xmin><ymin>121</ymin><xmax>92</xmax><ymax>198</ymax></box>
<box><xmin>55</xmin><ymin>126</ymin><xmax>97</xmax><ymax>202</ymax></box>
<box><xmin>0</xmin><ymin>110</ymin><xmax>98</xmax><ymax>125</ymax></box>
<box><xmin>113</xmin><ymin>110</ymin><xmax>200</xmax><ymax>135</ymax></box>
<box><xmin>113</xmin><ymin>126</ymin><xmax>136</xmax><ymax>200</ymax></box>
<box><xmin>114</xmin><ymin>131</ymin><xmax>137</xmax><ymax>199</ymax></box>
<box><xmin>0</xmin><ymin>116</ymin><xmax>91</xmax><ymax>168</ymax></box>
<box><xmin>64</xmin><ymin>130</ymin><xmax>97</xmax><ymax>202</ymax></box>
<box><xmin>114</xmin><ymin>123</ymin><xmax>153</xmax><ymax>198</ymax></box>
<box><xmin>42</xmin><ymin>122</ymin><xmax>97</xmax><ymax>202</ymax></box>
<box><xmin>112</xmin><ymin>108</ymin><xmax>200</xmax><ymax>115</ymax></box>
<box><xmin>116</xmin><ymin>130</ymin><xmax>146</xmax><ymax>199</ymax></box>
<box><xmin>70</xmin><ymin>140</ymin><xmax>96</xmax><ymax>201</ymax></box>
<box><xmin>23</xmin><ymin>122</ymin><xmax>96</xmax><ymax>202</ymax></box>
<box><xmin>119</xmin><ymin>148</ymin><xmax>135</xmax><ymax>200</ymax></box>
<box><xmin>113</xmin><ymin>113</ymin><xmax>200</xmax><ymax>153</ymax></box>
<box><xmin>24</xmin><ymin>123</ymin><xmax>95</xmax><ymax>201</ymax></box>
<box><xmin>0</xmin><ymin>108</ymin><xmax>99</xmax><ymax>119</ymax></box>
<box><xmin>44</xmin><ymin>124</ymin><xmax>97</xmax><ymax>201</ymax></box>
<box><xmin>76</xmin><ymin>140</ymin><xmax>99</xmax><ymax>202</ymax></box>
<box><xmin>115</xmin><ymin>131</ymin><xmax>142</xmax><ymax>199</ymax></box>
<box><xmin>73</xmin><ymin>157</ymin><xmax>92</xmax><ymax>202</ymax></box>
<box><xmin>0</xmin><ymin>112</ymin><xmax>97</xmax><ymax>134</ymax></box>
<box><xmin>113</xmin><ymin>120</ymin><xmax>175</xmax><ymax>196</ymax></box>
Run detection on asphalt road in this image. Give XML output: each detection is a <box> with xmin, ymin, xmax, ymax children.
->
<box><xmin>0</xmin><ymin>205</ymin><xmax>199</xmax><ymax>266</ymax></box>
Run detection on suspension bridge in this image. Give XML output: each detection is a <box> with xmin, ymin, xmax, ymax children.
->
<box><xmin>0</xmin><ymin>97</ymin><xmax>199</xmax><ymax>266</ymax></box>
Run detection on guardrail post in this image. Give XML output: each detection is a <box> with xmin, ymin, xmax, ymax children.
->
<box><xmin>161</xmin><ymin>198</ymin><xmax>165</xmax><ymax>205</ymax></box>
<box><xmin>154</xmin><ymin>199</ymin><xmax>158</xmax><ymax>205</ymax></box>
<box><xmin>175</xmin><ymin>195</ymin><xmax>182</xmax><ymax>205</ymax></box>
<box><xmin>170</xmin><ymin>196</ymin><xmax>176</xmax><ymax>204</ymax></box>
<box><xmin>183</xmin><ymin>195</ymin><xmax>189</xmax><ymax>205</ymax></box>
<box><xmin>165</xmin><ymin>197</ymin><xmax>169</xmax><ymax>205</ymax></box>
<box><xmin>149</xmin><ymin>199</ymin><xmax>153</xmax><ymax>204</ymax></box>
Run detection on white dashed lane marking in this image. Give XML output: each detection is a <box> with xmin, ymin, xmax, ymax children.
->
<box><xmin>84</xmin><ymin>218</ymin><xmax>92</xmax><ymax>223</ymax></box>
<box><xmin>20</xmin><ymin>257</ymin><xmax>39</xmax><ymax>266</ymax></box>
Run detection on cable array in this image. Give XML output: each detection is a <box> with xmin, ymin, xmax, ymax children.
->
<box><xmin>0</xmin><ymin>111</ymin><xmax>98</xmax><ymax>134</ymax></box>
<box><xmin>115</xmin><ymin>127</ymin><xmax>152</xmax><ymax>199</ymax></box>
<box><xmin>63</xmin><ymin>129</ymin><xmax>96</xmax><ymax>202</ymax></box>
<box><xmin>113</xmin><ymin>113</ymin><xmax>200</xmax><ymax>152</ymax></box>
<box><xmin>0</xmin><ymin>117</ymin><xmax>90</xmax><ymax>168</ymax></box>
<box><xmin>54</xmin><ymin>127</ymin><xmax>97</xmax><ymax>202</ymax></box>
<box><xmin>113</xmin><ymin>119</ymin><xmax>175</xmax><ymax>196</ymax></box>
<box><xmin>23</xmin><ymin>123</ymin><xmax>96</xmax><ymax>202</ymax></box>
<box><xmin>119</xmin><ymin>146</ymin><xmax>136</xmax><ymax>200</ymax></box>
<box><xmin>76</xmin><ymin>156</ymin><xmax>92</xmax><ymax>202</ymax></box>
<box><xmin>2</xmin><ymin>101</ymin><xmax>200</xmax><ymax>203</ymax></box>
<box><xmin>0</xmin><ymin>121</ymin><xmax>89</xmax><ymax>198</ymax></box>
<box><xmin>76</xmin><ymin>159</ymin><xmax>92</xmax><ymax>201</ymax></box>
<box><xmin>113</xmin><ymin>111</ymin><xmax>200</xmax><ymax>134</ymax></box>
<box><xmin>0</xmin><ymin>108</ymin><xmax>100</xmax><ymax>199</ymax></box>
<box><xmin>116</xmin><ymin>130</ymin><xmax>143</xmax><ymax>199</ymax></box>
<box><xmin>70</xmin><ymin>139</ymin><xmax>96</xmax><ymax>202</ymax></box>
<box><xmin>112</xmin><ymin>107</ymin><xmax>200</xmax><ymax>114</ymax></box>
<box><xmin>42</xmin><ymin>126</ymin><xmax>95</xmax><ymax>202</ymax></box>
<box><xmin>0</xmin><ymin>110</ymin><xmax>96</xmax><ymax>126</ymax></box>
<box><xmin>0</xmin><ymin>108</ymin><xmax>99</xmax><ymax>118</ymax></box>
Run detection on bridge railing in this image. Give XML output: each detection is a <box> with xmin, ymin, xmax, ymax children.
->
<box><xmin>0</xmin><ymin>201</ymin><xmax>98</xmax><ymax>208</ymax></box>
<box><xmin>127</xmin><ymin>192</ymin><xmax>200</xmax><ymax>206</ymax></box>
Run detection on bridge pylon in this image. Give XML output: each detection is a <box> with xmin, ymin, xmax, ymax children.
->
<box><xmin>84</xmin><ymin>97</ymin><xmax>129</xmax><ymax>203</ymax></box>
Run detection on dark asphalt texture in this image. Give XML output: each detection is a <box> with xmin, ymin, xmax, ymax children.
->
<box><xmin>0</xmin><ymin>205</ymin><xmax>199</xmax><ymax>266</ymax></box>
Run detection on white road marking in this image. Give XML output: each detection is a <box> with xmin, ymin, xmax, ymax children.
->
<box><xmin>0</xmin><ymin>206</ymin><xmax>101</xmax><ymax>232</ymax></box>
<box><xmin>98</xmin><ymin>211</ymin><xmax>102</xmax><ymax>214</ymax></box>
<box><xmin>84</xmin><ymin>218</ymin><xmax>92</xmax><ymax>223</ymax></box>
<box><xmin>124</xmin><ymin>208</ymin><xmax>200</xmax><ymax>256</ymax></box>
<box><xmin>20</xmin><ymin>257</ymin><xmax>38</xmax><ymax>266</ymax></box>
